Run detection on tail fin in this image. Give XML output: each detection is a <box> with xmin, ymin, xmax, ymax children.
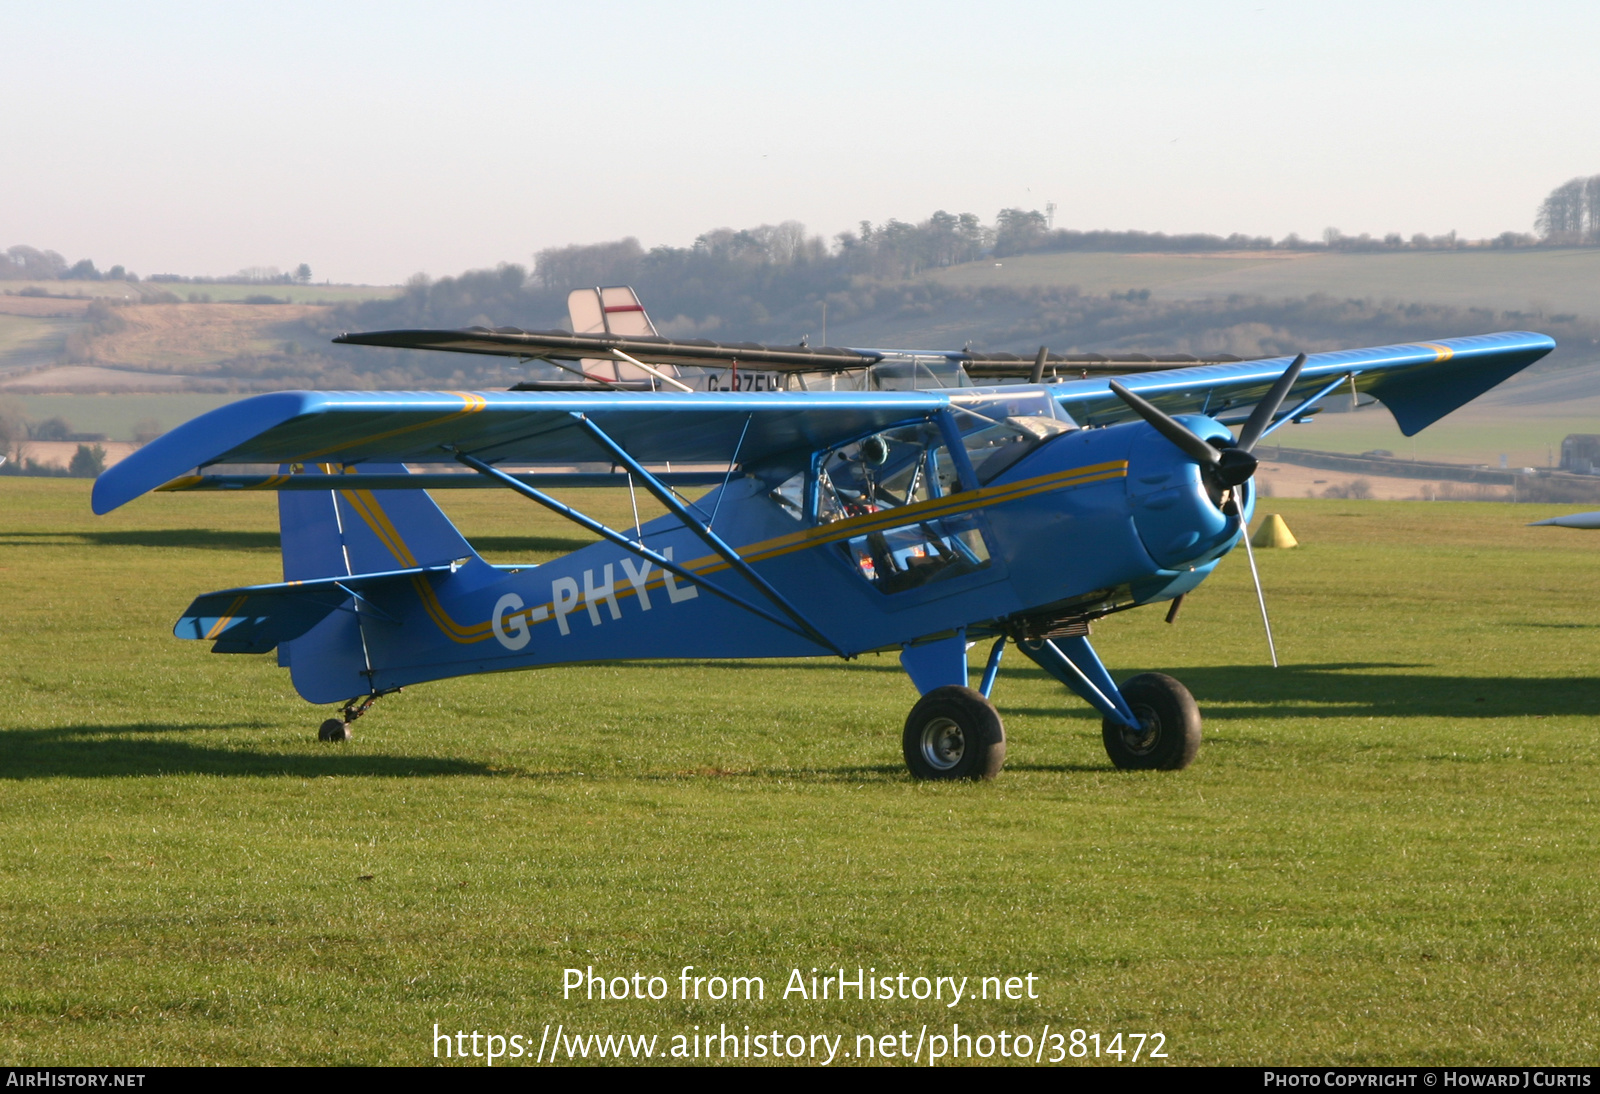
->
<box><xmin>566</xmin><ymin>286</ymin><xmax>676</xmax><ymax>386</ymax></box>
<box><xmin>567</xmin><ymin>285</ymin><xmax>658</xmax><ymax>337</ymax></box>
<box><xmin>279</xmin><ymin>463</ymin><xmax>480</xmax><ymax>581</ymax></box>
<box><xmin>276</xmin><ymin>463</ymin><xmax>492</xmax><ymax>702</ymax></box>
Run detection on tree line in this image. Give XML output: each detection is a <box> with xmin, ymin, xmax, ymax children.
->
<box><xmin>1537</xmin><ymin>176</ymin><xmax>1600</xmax><ymax>244</ymax></box>
<box><xmin>0</xmin><ymin>246</ymin><xmax>313</xmax><ymax>284</ymax></box>
<box><xmin>15</xmin><ymin>171</ymin><xmax>1600</xmax><ymax>294</ymax></box>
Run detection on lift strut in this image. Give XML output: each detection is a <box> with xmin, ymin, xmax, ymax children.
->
<box><xmin>450</xmin><ymin>449</ymin><xmax>834</xmax><ymax>652</ymax></box>
<box><xmin>571</xmin><ymin>413</ymin><xmax>847</xmax><ymax>658</ymax></box>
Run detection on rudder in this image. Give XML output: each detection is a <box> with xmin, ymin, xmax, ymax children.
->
<box><xmin>279</xmin><ymin>463</ymin><xmax>481</xmax><ymax>581</ymax></box>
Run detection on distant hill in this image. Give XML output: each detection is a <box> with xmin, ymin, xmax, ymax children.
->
<box><xmin>926</xmin><ymin>248</ymin><xmax>1600</xmax><ymax>322</ymax></box>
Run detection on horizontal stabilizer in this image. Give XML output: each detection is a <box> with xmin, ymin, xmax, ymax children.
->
<box><xmin>177</xmin><ymin>565</ymin><xmax>455</xmax><ymax>653</ymax></box>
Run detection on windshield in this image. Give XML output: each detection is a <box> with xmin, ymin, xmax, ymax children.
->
<box><xmin>948</xmin><ymin>389</ymin><xmax>1076</xmax><ymax>484</ymax></box>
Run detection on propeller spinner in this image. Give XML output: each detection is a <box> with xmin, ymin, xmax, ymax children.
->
<box><xmin>1110</xmin><ymin>353</ymin><xmax>1308</xmax><ymax>669</ymax></box>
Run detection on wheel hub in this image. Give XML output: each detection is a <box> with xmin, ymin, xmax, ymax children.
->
<box><xmin>919</xmin><ymin>717</ymin><xmax>966</xmax><ymax>770</ymax></box>
<box><xmin>1117</xmin><ymin>705</ymin><xmax>1161</xmax><ymax>755</ymax></box>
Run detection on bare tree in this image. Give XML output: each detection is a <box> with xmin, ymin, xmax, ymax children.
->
<box><xmin>1537</xmin><ymin>175</ymin><xmax>1600</xmax><ymax>242</ymax></box>
<box><xmin>533</xmin><ymin>238</ymin><xmax>643</xmax><ymax>290</ymax></box>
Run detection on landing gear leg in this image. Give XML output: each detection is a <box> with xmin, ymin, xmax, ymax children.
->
<box><xmin>317</xmin><ymin>690</ymin><xmax>396</xmax><ymax>743</ymax></box>
<box><xmin>1017</xmin><ymin>635</ymin><xmax>1203</xmax><ymax>771</ymax></box>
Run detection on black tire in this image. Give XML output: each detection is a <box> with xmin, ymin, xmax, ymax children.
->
<box><xmin>1101</xmin><ymin>672</ymin><xmax>1201</xmax><ymax>770</ymax></box>
<box><xmin>318</xmin><ymin>718</ymin><xmax>350</xmax><ymax>742</ymax></box>
<box><xmin>903</xmin><ymin>685</ymin><xmax>1006</xmax><ymax>781</ymax></box>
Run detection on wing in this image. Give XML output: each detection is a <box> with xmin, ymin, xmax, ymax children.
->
<box><xmin>335</xmin><ymin>327</ymin><xmax>881</xmax><ymax>373</ymax></box>
<box><xmin>334</xmin><ymin>325</ymin><xmax>1246</xmax><ymax>379</ymax></box>
<box><xmin>91</xmin><ymin>389</ymin><xmax>948</xmax><ymax>513</ymax></box>
<box><xmin>1047</xmin><ymin>331</ymin><xmax>1555</xmax><ymax>437</ymax></box>
<box><xmin>94</xmin><ymin>331</ymin><xmax>1554</xmax><ymax>514</ymax></box>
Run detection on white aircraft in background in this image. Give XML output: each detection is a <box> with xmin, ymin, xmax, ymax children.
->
<box><xmin>456</xmin><ymin>285</ymin><xmax>1242</xmax><ymax>395</ymax></box>
<box><xmin>556</xmin><ymin>287</ymin><xmax>784</xmax><ymax>392</ymax></box>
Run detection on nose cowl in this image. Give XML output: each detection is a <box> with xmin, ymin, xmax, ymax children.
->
<box><xmin>1127</xmin><ymin>418</ymin><xmax>1239</xmax><ymax>570</ymax></box>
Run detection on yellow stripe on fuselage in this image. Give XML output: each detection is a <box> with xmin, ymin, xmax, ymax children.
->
<box><xmin>499</xmin><ymin>459</ymin><xmax>1130</xmax><ymax>630</ymax></box>
<box><xmin>336</xmin><ymin>485</ymin><xmax>494</xmax><ymax>644</ymax></box>
<box><xmin>334</xmin><ymin>456</ymin><xmax>1128</xmax><ymax>644</ymax></box>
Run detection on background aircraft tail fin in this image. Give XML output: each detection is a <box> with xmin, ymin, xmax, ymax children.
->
<box><xmin>567</xmin><ymin>285</ymin><xmax>659</xmax><ymax>337</ymax></box>
<box><xmin>279</xmin><ymin>463</ymin><xmax>481</xmax><ymax>581</ymax></box>
<box><xmin>567</xmin><ymin>285</ymin><xmax>678</xmax><ymax>385</ymax></box>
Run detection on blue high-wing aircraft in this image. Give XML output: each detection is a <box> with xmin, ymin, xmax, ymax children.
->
<box><xmin>93</xmin><ymin>330</ymin><xmax>1554</xmax><ymax>779</ymax></box>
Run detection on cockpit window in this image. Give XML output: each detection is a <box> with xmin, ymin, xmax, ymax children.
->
<box><xmin>764</xmin><ymin>391</ymin><xmax>1074</xmax><ymax>591</ymax></box>
<box><xmin>949</xmin><ymin>390</ymin><xmax>1076</xmax><ymax>484</ymax></box>
<box><xmin>768</xmin><ymin>391</ymin><xmax>1077</xmax><ymax>526</ymax></box>
<box><xmin>818</xmin><ymin>422</ymin><xmax>946</xmax><ymax>520</ymax></box>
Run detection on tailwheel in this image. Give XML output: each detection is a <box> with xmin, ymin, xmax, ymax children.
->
<box><xmin>903</xmin><ymin>685</ymin><xmax>1006</xmax><ymax>781</ymax></box>
<box><xmin>316</xmin><ymin>690</ymin><xmax>394</xmax><ymax>742</ymax></box>
<box><xmin>1102</xmin><ymin>672</ymin><xmax>1201</xmax><ymax>771</ymax></box>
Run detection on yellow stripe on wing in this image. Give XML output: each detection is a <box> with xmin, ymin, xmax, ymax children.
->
<box><xmin>296</xmin><ymin>391</ymin><xmax>488</xmax><ymax>460</ymax></box>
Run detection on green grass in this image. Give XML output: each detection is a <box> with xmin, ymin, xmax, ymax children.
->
<box><xmin>1152</xmin><ymin>248</ymin><xmax>1600</xmax><ymax>319</ymax></box>
<box><xmin>8</xmin><ymin>394</ymin><xmax>244</xmax><ymax>441</ymax></box>
<box><xmin>1267</xmin><ymin>403</ymin><xmax>1600</xmax><ymax>469</ymax></box>
<box><xmin>926</xmin><ymin>248</ymin><xmax>1600</xmax><ymax>321</ymax></box>
<box><xmin>158</xmin><ymin>282</ymin><xmax>401</xmax><ymax>305</ymax></box>
<box><xmin>925</xmin><ymin>252</ymin><xmax>1284</xmax><ymax>294</ymax></box>
<box><xmin>4</xmin><ymin>480</ymin><xmax>1600</xmax><ymax>1064</ymax></box>
<box><xmin>3</xmin><ymin>281</ymin><xmax>399</xmax><ymax>305</ymax></box>
<box><xmin>0</xmin><ymin>314</ymin><xmax>72</xmax><ymax>359</ymax></box>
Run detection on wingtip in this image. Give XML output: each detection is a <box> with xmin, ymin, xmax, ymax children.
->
<box><xmin>91</xmin><ymin>461</ymin><xmax>145</xmax><ymax>514</ymax></box>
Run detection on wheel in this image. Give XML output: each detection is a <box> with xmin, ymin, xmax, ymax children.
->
<box><xmin>318</xmin><ymin>718</ymin><xmax>350</xmax><ymax>742</ymax></box>
<box><xmin>902</xmin><ymin>685</ymin><xmax>1006</xmax><ymax>781</ymax></box>
<box><xmin>1101</xmin><ymin>672</ymin><xmax>1200</xmax><ymax>770</ymax></box>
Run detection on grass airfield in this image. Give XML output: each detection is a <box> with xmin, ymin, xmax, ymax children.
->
<box><xmin>3</xmin><ymin>479</ymin><xmax>1600</xmax><ymax>1065</ymax></box>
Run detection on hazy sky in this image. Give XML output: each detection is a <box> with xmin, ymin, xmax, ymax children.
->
<box><xmin>3</xmin><ymin>1</ymin><xmax>1597</xmax><ymax>284</ymax></box>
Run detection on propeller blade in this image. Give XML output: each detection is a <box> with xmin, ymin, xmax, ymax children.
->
<box><xmin>1108</xmin><ymin>380</ymin><xmax>1220</xmax><ymax>470</ymax></box>
<box><xmin>1236</xmin><ymin>352</ymin><xmax>1308</xmax><ymax>453</ymax></box>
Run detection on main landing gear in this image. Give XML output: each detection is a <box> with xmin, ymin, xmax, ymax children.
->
<box><xmin>902</xmin><ymin>686</ymin><xmax>1006</xmax><ymax>781</ymax></box>
<box><xmin>896</xmin><ymin>631</ymin><xmax>1202</xmax><ymax>779</ymax></box>
<box><xmin>1100</xmin><ymin>672</ymin><xmax>1201</xmax><ymax>771</ymax></box>
<box><xmin>317</xmin><ymin>690</ymin><xmax>395</xmax><ymax>742</ymax></box>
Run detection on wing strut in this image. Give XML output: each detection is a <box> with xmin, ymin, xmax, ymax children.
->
<box><xmin>450</xmin><ymin>450</ymin><xmax>833</xmax><ymax>651</ymax></box>
<box><xmin>1255</xmin><ymin>371</ymin><xmax>1361</xmax><ymax>443</ymax></box>
<box><xmin>570</xmin><ymin>413</ymin><xmax>849</xmax><ymax>658</ymax></box>
<box><xmin>610</xmin><ymin>348</ymin><xmax>695</xmax><ymax>393</ymax></box>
